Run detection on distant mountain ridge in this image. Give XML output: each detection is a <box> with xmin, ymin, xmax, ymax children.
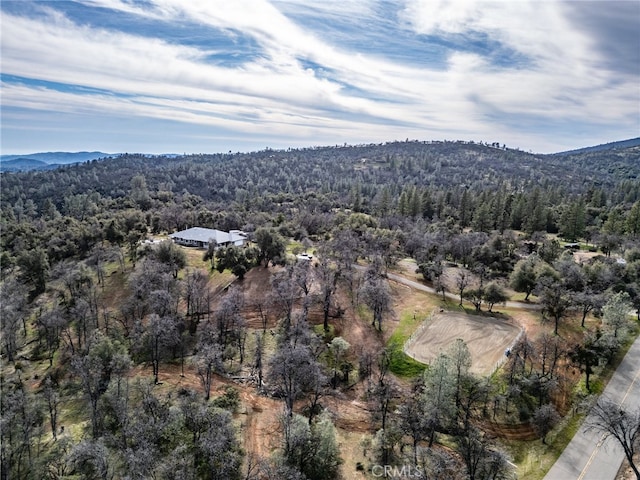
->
<box><xmin>1</xmin><ymin>151</ymin><xmax>111</xmax><ymax>164</ymax></box>
<box><xmin>0</xmin><ymin>151</ymin><xmax>112</xmax><ymax>172</ymax></box>
<box><xmin>552</xmin><ymin>137</ymin><xmax>640</xmax><ymax>156</ymax></box>
<box><xmin>0</xmin><ymin>158</ymin><xmax>50</xmax><ymax>171</ymax></box>
<box><xmin>1</xmin><ymin>138</ymin><xmax>639</xmax><ymax>172</ymax></box>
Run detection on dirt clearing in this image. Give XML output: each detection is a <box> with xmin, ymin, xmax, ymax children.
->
<box><xmin>404</xmin><ymin>312</ymin><xmax>522</xmax><ymax>375</ymax></box>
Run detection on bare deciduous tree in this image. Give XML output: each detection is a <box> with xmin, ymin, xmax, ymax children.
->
<box><xmin>224</xmin><ymin>288</ymin><xmax>247</xmax><ymax>360</ymax></box>
<box><xmin>585</xmin><ymin>398</ymin><xmax>640</xmax><ymax>479</ymax></box>
<box><xmin>42</xmin><ymin>375</ymin><xmax>60</xmax><ymax>441</ymax></box>
<box><xmin>456</xmin><ymin>269</ymin><xmax>471</xmax><ymax>306</ymax></box>
<box><xmin>72</xmin><ymin>331</ymin><xmax>128</xmax><ymax>438</ymax></box>
<box><xmin>68</xmin><ymin>439</ymin><xmax>112</xmax><ymax>480</ymax></box>
<box><xmin>532</xmin><ymin>404</ymin><xmax>560</xmax><ymax>444</ymax></box>
<box><xmin>253</xmin><ymin>332</ymin><xmax>265</xmax><ymax>391</ymax></box>
<box><xmin>314</xmin><ymin>256</ymin><xmax>338</xmax><ymax>332</ymax></box>
<box><xmin>135</xmin><ymin>314</ymin><xmax>179</xmax><ymax>384</ymax></box>
<box><xmin>457</xmin><ymin>426</ymin><xmax>513</xmax><ymax>480</ymax></box>
<box><xmin>268</xmin><ymin>340</ymin><xmax>326</xmax><ymax>418</ymax></box>
<box><xmin>0</xmin><ymin>278</ymin><xmax>27</xmax><ymax>363</ymax></box>
<box><xmin>536</xmin><ymin>276</ymin><xmax>572</xmax><ymax>335</ymax></box>
<box><xmin>196</xmin><ymin>342</ymin><xmax>224</xmax><ymax>401</ymax></box>
<box><xmin>183</xmin><ymin>269</ymin><xmax>210</xmax><ymax>333</ymax></box>
<box><xmin>269</xmin><ymin>268</ymin><xmax>300</xmax><ymax>332</ymax></box>
<box><xmin>572</xmin><ymin>288</ymin><xmax>605</xmax><ymax>328</ymax></box>
<box><xmin>292</xmin><ymin>260</ymin><xmax>313</xmax><ymax>317</ymax></box>
<box><xmin>359</xmin><ymin>269</ymin><xmax>391</xmax><ymax>332</ymax></box>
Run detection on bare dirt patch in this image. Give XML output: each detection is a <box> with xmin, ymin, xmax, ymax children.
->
<box><xmin>404</xmin><ymin>311</ymin><xmax>522</xmax><ymax>375</ymax></box>
<box><xmin>573</xmin><ymin>250</ymin><xmax>600</xmax><ymax>264</ymax></box>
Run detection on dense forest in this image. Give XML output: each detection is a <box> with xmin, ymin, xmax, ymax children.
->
<box><xmin>1</xmin><ymin>139</ymin><xmax>640</xmax><ymax>480</ymax></box>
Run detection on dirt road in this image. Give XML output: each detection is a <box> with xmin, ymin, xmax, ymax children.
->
<box><xmin>386</xmin><ymin>271</ymin><xmax>542</xmax><ymax>311</ymax></box>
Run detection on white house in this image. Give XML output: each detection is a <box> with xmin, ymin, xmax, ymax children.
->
<box><xmin>169</xmin><ymin>227</ymin><xmax>247</xmax><ymax>249</ymax></box>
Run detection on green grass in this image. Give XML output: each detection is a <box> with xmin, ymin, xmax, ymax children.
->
<box><xmin>508</xmin><ymin>291</ymin><xmax>538</xmax><ymax>303</ymax></box>
<box><xmin>386</xmin><ymin>311</ymin><xmax>427</xmax><ymax>378</ymax></box>
<box><xmin>507</xmin><ymin>328</ymin><xmax>640</xmax><ymax>479</ymax></box>
<box><xmin>181</xmin><ymin>246</ymin><xmax>210</xmax><ymax>271</ymax></box>
<box><xmin>508</xmin><ymin>412</ymin><xmax>584</xmax><ymax>480</ymax></box>
<box><xmin>354</xmin><ymin>305</ymin><xmax>427</xmax><ymax>377</ymax></box>
<box><xmin>387</xmin><ymin>339</ymin><xmax>426</xmax><ymax>377</ymax></box>
<box><xmin>59</xmin><ymin>396</ymin><xmax>90</xmax><ymax>425</ymax></box>
<box><xmin>313</xmin><ymin>323</ymin><xmax>336</xmax><ymax>343</ymax></box>
<box><xmin>286</xmin><ymin>240</ymin><xmax>304</xmax><ymax>254</ymax></box>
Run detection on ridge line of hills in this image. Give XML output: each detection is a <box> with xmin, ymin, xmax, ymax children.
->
<box><xmin>0</xmin><ymin>151</ymin><xmax>113</xmax><ymax>172</ymax></box>
<box><xmin>551</xmin><ymin>137</ymin><xmax>640</xmax><ymax>156</ymax></box>
<box><xmin>1</xmin><ymin>137</ymin><xmax>639</xmax><ymax>172</ymax></box>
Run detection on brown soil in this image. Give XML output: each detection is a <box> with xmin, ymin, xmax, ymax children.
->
<box><xmin>135</xmin><ymin>362</ymin><xmax>282</xmax><ymax>458</ymax></box>
<box><xmin>233</xmin><ymin>266</ymin><xmax>349</xmax><ymax>331</ymax></box>
<box><xmin>15</xmin><ymin>250</ymin><xmax>599</xmax><ymax>480</ymax></box>
<box><xmin>616</xmin><ymin>453</ymin><xmax>640</xmax><ymax>480</ymax></box>
<box><xmin>404</xmin><ymin>311</ymin><xmax>522</xmax><ymax>375</ymax></box>
<box><xmin>573</xmin><ymin>251</ymin><xmax>601</xmax><ymax>264</ymax></box>
<box><xmin>481</xmin><ymin>420</ymin><xmax>538</xmax><ymax>441</ymax></box>
<box><xmin>235</xmin><ymin>266</ymin><xmax>282</xmax><ymax>329</ymax></box>
<box><xmin>143</xmin><ymin>360</ymin><xmax>377</xmax><ymax>461</ymax></box>
<box><xmin>172</xmin><ymin>265</ymin><xmax>382</xmax><ymax>461</ymax></box>
<box><xmin>148</xmin><ymin>258</ymin><xmax>588</xmax><ymax>470</ymax></box>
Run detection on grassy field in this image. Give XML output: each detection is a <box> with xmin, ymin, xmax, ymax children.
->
<box><xmin>386</xmin><ymin>311</ymin><xmax>428</xmax><ymax>377</ymax></box>
<box><xmin>508</xmin><ymin>412</ymin><xmax>584</xmax><ymax>480</ymax></box>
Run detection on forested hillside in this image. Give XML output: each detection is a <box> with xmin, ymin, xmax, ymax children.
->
<box><xmin>1</xmin><ymin>139</ymin><xmax>639</xmax><ymax>480</ymax></box>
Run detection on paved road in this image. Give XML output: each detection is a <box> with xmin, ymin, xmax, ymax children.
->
<box><xmin>543</xmin><ymin>335</ymin><xmax>640</xmax><ymax>480</ymax></box>
<box><xmin>385</xmin><ymin>264</ymin><xmax>640</xmax><ymax>479</ymax></box>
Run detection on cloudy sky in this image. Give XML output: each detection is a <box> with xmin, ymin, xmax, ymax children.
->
<box><xmin>1</xmin><ymin>0</ymin><xmax>638</xmax><ymax>155</ymax></box>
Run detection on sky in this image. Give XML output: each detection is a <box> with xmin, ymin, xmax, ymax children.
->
<box><xmin>1</xmin><ymin>0</ymin><xmax>638</xmax><ymax>155</ymax></box>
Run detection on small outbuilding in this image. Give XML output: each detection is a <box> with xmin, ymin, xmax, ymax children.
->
<box><xmin>169</xmin><ymin>227</ymin><xmax>247</xmax><ymax>249</ymax></box>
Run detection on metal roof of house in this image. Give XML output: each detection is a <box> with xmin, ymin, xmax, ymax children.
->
<box><xmin>168</xmin><ymin>227</ymin><xmax>246</xmax><ymax>244</ymax></box>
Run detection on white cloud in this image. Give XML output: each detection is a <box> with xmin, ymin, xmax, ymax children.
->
<box><xmin>400</xmin><ymin>0</ymin><xmax>637</xmax><ymax>119</ymax></box>
<box><xmin>1</xmin><ymin>0</ymin><xmax>638</xmax><ymax>153</ymax></box>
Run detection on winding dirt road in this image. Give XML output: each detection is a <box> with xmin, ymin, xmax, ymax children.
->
<box><xmin>385</xmin><ymin>271</ymin><xmax>542</xmax><ymax>311</ymax></box>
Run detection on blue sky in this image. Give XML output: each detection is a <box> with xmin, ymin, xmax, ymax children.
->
<box><xmin>1</xmin><ymin>0</ymin><xmax>638</xmax><ymax>154</ymax></box>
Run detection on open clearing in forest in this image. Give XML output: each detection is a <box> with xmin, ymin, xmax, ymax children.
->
<box><xmin>404</xmin><ymin>312</ymin><xmax>522</xmax><ymax>375</ymax></box>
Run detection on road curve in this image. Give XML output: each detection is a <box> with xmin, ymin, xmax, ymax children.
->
<box><xmin>543</xmin><ymin>335</ymin><xmax>640</xmax><ymax>480</ymax></box>
<box><xmin>385</xmin><ymin>271</ymin><xmax>542</xmax><ymax>311</ymax></box>
<box><xmin>384</xmin><ymin>265</ymin><xmax>639</xmax><ymax>480</ymax></box>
